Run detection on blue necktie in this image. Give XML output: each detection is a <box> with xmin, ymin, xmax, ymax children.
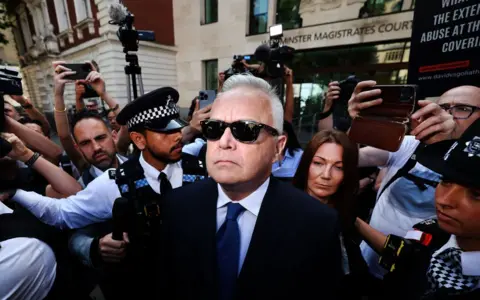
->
<box><xmin>216</xmin><ymin>202</ymin><xmax>245</xmax><ymax>300</ymax></box>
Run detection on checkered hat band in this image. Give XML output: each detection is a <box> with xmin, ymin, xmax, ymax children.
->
<box><xmin>127</xmin><ymin>105</ymin><xmax>179</xmax><ymax>128</ymax></box>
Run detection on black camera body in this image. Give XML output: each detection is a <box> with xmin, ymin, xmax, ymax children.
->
<box><xmin>254</xmin><ymin>42</ymin><xmax>295</xmax><ymax>79</ymax></box>
<box><xmin>0</xmin><ymin>67</ymin><xmax>22</xmax><ymax>157</ymax></box>
<box><xmin>224</xmin><ymin>55</ymin><xmax>252</xmax><ymax>81</ymax></box>
<box><xmin>111</xmin><ymin>11</ymin><xmax>155</xmax><ymax>53</ymax></box>
<box><xmin>0</xmin><ymin>67</ymin><xmax>23</xmax><ymax>96</ymax></box>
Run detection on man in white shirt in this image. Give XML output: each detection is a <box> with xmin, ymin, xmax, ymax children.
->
<box><xmin>161</xmin><ymin>75</ymin><xmax>342</xmax><ymax>300</ymax></box>
<box><xmin>355</xmin><ymin>118</ymin><xmax>480</xmax><ymax>298</ymax></box>
<box><xmin>348</xmin><ymin>83</ymin><xmax>480</xmax><ymax>279</ymax></box>
<box><xmin>0</xmin><ymin>202</ymin><xmax>57</xmax><ymax>300</ymax></box>
<box><xmin>1</xmin><ymin>87</ymin><xmax>206</xmax><ymax>299</ymax></box>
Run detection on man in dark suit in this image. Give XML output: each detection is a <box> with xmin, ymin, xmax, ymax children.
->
<box><xmin>161</xmin><ymin>74</ymin><xmax>342</xmax><ymax>300</ymax></box>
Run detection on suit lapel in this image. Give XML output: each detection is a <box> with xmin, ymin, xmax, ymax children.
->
<box><xmin>195</xmin><ymin>178</ymin><xmax>219</xmax><ymax>288</ymax></box>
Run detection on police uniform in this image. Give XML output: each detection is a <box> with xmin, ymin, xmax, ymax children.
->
<box><xmin>376</xmin><ymin>119</ymin><xmax>480</xmax><ymax>300</ymax></box>
<box><xmin>11</xmin><ymin>87</ymin><xmax>207</xmax><ymax>298</ymax></box>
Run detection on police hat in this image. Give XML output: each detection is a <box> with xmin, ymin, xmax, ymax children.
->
<box><xmin>116</xmin><ymin>87</ymin><xmax>188</xmax><ymax>132</ymax></box>
<box><xmin>417</xmin><ymin>118</ymin><xmax>480</xmax><ymax>189</ymax></box>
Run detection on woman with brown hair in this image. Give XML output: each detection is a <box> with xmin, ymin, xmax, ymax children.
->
<box><xmin>293</xmin><ymin>129</ymin><xmax>369</xmax><ymax>298</ymax></box>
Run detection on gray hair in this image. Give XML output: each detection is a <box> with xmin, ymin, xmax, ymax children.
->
<box><xmin>219</xmin><ymin>74</ymin><xmax>284</xmax><ymax>133</ymax></box>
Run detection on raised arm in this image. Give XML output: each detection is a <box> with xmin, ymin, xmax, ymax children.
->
<box><xmin>283</xmin><ymin>67</ymin><xmax>294</xmax><ymax>123</ymax></box>
<box><xmin>317</xmin><ymin>81</ymin><xmax>338</xmax><ymax>132</ymax></box>
<box><xmin>181</xmin><ymin>100</ymin><xmax>211</xmax><ymax>144</ymax></box>
<box><xmin>1</xmin><ymin>133</ymin><xmax>82</xmax><ymax>196</ymax></box>
<box><xmin>4</xmin><ymin>172</ymin><xmax>117</xmax><ymax>230</ymax></box>
<box><xmin>4</xmin><ymin>116</ymin><xmax>62</xmax><ymax>164</ymax></box>
<box><xmin>9</xmin><ymin>95</ymin><xmax>51</xmax><ymax>136</ymax></box>
<box><xmin>52</xmin><ymin>61</ymin><xmax>89</xmax><ymax>172</ymax></box>
<box><xmin>355</xmin><ymin>218</ymin><xmax>387</xmax><ymax>254</ymax></box>
<box><xmin>358</xmin><ymin>146</ymin><xmax>390</xmax><ymax>168</ymax></box>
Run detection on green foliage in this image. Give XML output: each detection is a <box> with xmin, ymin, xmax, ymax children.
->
<box><xmin>0</xmin><ymin>0</ymin><xmax>14</xmax><ymax>45</ymax></box>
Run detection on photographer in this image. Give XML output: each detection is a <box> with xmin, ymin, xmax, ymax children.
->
<box><xmin>351</xmin><ymin>82</ymin><xmax>479</xmax><ymax>283</ymax></box>
<box><xmin>52</xmin><ymin>61</ymin><xmax>129</xmax><ymax>176</ymax></box>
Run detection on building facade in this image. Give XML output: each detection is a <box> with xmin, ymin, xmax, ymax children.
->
<box><xmin>8</xmin><ymin>0</ymin><xmax>177</xmax><ymax>113</ymax></box>
<box><xmin>174</xmin><ymin>0</ymin><xmax>415</xmax><ymax>121</ymax></box>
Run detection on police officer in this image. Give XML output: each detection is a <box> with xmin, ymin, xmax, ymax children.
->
<box><xmin>356</xmin><ymin>118</ymin><xmax>480</xmax><ymax>299</ymax></box>
<box><xmin>5</xmin><ymin>87</ymin><xmax>207</xmax><ymax>298</ymax></box>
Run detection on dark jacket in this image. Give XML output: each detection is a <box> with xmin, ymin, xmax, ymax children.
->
<box><xmin>161</xmin><ymin>177</ymin><xmax>342</xmax><ymax>300</ymax></box>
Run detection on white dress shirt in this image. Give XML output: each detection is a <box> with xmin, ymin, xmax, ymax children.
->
<box><xmin>78</xmin><ymin>154</ymin><xmax>128</xmax><ymax>188</ymax></box>
<box><xmin>12</xmin><ymin>153</ymin><xmax>183</xmax><ymax>230</ymax></box>
<box><xmin>433</xmin><ymin>235</ymin><xmax>480</xmax><ymax>290</ymax></box>
<box><xmin>216</xmin><ymin>178</ymin><xmax>270</xmax><ymax>273</ymax></box>
<box><xmin>0</xmin><ymin>237</ymin><xmax>56</xmax><ymax>300</ymax></box>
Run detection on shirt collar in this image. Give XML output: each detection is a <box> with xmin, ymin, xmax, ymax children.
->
<box><xmin>91</xmin><ymin>154</ymin><xmax>128</xmax><ymax>178</ymax></box>
<box><xmin>436</xmin><ymin>235</ymin><xmax>480</xmax><ymax>276</ymax></box>
<box><xmin>139</xmin><ymin>152</ymin><xmax>177</xmax><ymax>181</ymax></box>
<box><xmin>216</xmin><ymin>177</ymin><xmax>270</xmax><ymax>217</ymax></box>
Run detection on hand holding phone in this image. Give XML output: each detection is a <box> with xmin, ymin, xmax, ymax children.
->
<box><xmin>58</xmin><ymin>63</ymin><xmax>93</xmax><ymax>81</ymax></box>
<box><xmin>198</xmin><ymin>90</ymin><xmax>216</xmax><ymax>110</ymax></box>
<box><xmin>347</xmin><ymin>80</ymin><xmax>383</xmax><ymax>119</ymax></box>
<box><xmin>409</xmin><ymin>100</ymin><xmax>456</xmax><ymax>144</ymax></box>
<box><xmin>348</xmin><ymin>83</ymin><xmax>418</xmax><ymax>152</ymax></box>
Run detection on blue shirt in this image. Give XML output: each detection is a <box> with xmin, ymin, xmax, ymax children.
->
<box><xmin>272</xmin><ymin>149</ymin><xmax>303</xmax><ymax>179</ymax></box>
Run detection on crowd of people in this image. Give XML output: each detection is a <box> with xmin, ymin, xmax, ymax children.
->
<box><xmin>0</xmin><ymin>59</ymin><xmax>479</xmax><ymax>300</ymax></box>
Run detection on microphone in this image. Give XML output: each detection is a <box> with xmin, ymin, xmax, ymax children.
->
<box><xmin>112</xmin><ymin>197</ymin><xmax>130</xmax><ymax>241</ymax></box>
<box><xmin>108</xmin><ymin>3</ymin><xmax>128</xmax><ymax>25</ymax></box>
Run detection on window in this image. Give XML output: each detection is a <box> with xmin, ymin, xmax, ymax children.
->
<box><xmin>276</xmin><ymin>0</ymin><xmax>301</xmax><ymax>30</ymax></box>
<box><xmin>365</xmin><ymin>0</ymin><xmax>404</xmax><ymax>16</ymax></box>
<box><xmin>204</xmin><ymin>60</ymin><xmax>218</xmax><ymax>90</ymax></box>
<box><xmin>249</xmin><ymin>0</ymin><xmax>268</xmax><ymax>35</ymax></box>
<box><xmin>54</xmin><ymin>0</ymin><xmax>70</xmax><ymax>32</ymax></box>
<box><xmin>204</xmin><ymin>0</ymin><xmax>218</xmax><ymax>24</ymax></box>
<box><xmin>74</xmin><ymin>0</ymin><xmax>91</xmax><ymax>22</ymax></box>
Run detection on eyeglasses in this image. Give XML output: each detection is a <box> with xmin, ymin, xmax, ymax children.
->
<box><xmin>201</xmin><ymin>119</ymin><xmax>279</xmax><ymax>143</ymax></box>
<box><xmin>439</xmin><ymin>104</ymin><xmax>480</xmax><ymax>120</ymax></box>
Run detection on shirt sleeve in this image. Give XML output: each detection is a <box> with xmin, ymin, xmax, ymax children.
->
<box><xmin>12</xmin><ymin>171</ymin><xmax>120</xmax><ymax>230</ymax></box>
<box><xmin>386</xmin><ymin>135</ymin><xmax>420</xmax><ymax>167</ymax></box>
<box><xmin>182</xmin><ymin>138</ymin><xmax>206</xmax><ymax>157</ymax></box>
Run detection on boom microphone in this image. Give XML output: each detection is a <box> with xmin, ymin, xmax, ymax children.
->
<box><xmin>108</xmin><ymin>3</ymin><xmax>128</xmax><ymax>25</ymax></box>
<box><xmin>112</xmin><ymin>197</ymin><xmax>130</xmax><ymax>241</ymax></box>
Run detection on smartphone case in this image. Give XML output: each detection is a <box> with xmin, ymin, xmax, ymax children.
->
<box><xmin>349</xmin><ymin>90</ymin><xmax>416</xmax><ymax>152</ymax></box>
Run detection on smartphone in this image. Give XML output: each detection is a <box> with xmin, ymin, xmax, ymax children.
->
<box><xmin>361</xmin><ymin>85</ymin><xmax>418</xmax><ymax>118</ymax></box>
<box><xmin>60</xmin><ymin>63</ymin><xmax>93</xmax><ymax>81</ymax></box>
<box><xmin>81</xmin><ymin>83</ymin><xmax>99</xmax><ymax>98</ymax></box>
<box><xmin>349</xmin><ymin>85</ymin><xmax>419</xmax><ymax>152</ymax></box>
<box><xmin>198</xmin><ymin>90</ymin><xmax>216</xmax><ymax>109</ymax></box>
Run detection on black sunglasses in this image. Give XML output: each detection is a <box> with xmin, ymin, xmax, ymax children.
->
<box><xmin>201</xmin><ymin>119</ymin><xmax>279</xmax><ymax>143</ymax></box>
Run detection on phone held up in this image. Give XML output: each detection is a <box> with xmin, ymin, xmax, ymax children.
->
<box><xmin>59</xmin><ymin>63</ymin><xmax>93</xmax><ymax>81</ymax></box>
<box><xmin>198</xmin><ymin>90</ymin><xmax>216</xmax><ymax>110</ymax></box>
<box><xmin>348</xmin><ymin>84</ymin><xmax>418</xmax><ymax>152</ymax></box>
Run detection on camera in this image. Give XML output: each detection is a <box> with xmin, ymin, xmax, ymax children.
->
<box><xmin>199</xmin><ymin>91</ymin><xmax>209</xmax><ymax>100</ymax></box>
<box><xmin>224</xmin><ymin>55</ymin><xmax>252</xmax><ymax>81</ymax></box>
<box><xmin>108</xmin><ymin>4</ymin><xmax>155</xmax><ymax>53</ymax></box>
<box><xmin>0</xmin><ymin>67</ymin><xmax>23</xmax><ymax>96</ymax></box>
<box><xmin>254</xmin><ymin>24</ymin><xmax>295</xmax><ymax>79</ymax></box>
<box><xmin>0</xmin><ymin>66</ymin><xmax>22</xmax><ymax>157</ymax></box>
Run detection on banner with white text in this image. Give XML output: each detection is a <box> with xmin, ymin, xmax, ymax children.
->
<box><xmin>408</xmin><ymin>0</ymin><xmax>480</xmax><ymax>97</ymax></box>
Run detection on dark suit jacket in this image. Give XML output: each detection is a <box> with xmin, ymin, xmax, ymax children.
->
<box><xmin>161</xmin><ymin>177</ymin><xmax>342</xmax><ymax>300</ymax></box>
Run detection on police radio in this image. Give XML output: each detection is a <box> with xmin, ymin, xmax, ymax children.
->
<box><xmin>112</xmin><ymin>197</ymin><xmax>130</xmax><ymax>241</ymax></box>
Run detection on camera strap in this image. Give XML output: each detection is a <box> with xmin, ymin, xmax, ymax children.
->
<box><xmin>377</xmin><ymin>143</ymin><xmax>434</xmax><ymax>200</ymax></box>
